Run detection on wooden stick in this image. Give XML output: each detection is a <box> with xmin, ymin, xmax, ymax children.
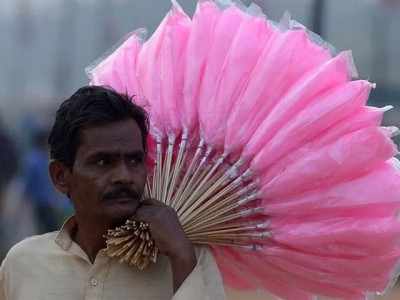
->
<box><xmin>168</xmin><ymin>145</ymin><xmax>190</xmax><ymax>208</ymax></box>
<box><xmin>175</xmin><ymin>164</ymin><xmax>211</xmax><ymax>216</ymax></box>
<box><xmin>180</xmin><ymin>180</ymin><xmax>258</xmax><ymax>233</ymax></box>
<box><xmin>191</xmin><ymin>192</ymin><xmax>245</xmax><ymax>220</ymax></box>
<box><xmin>105</xmin><ymin>230</ymin><xmax>133</xmax><ymax>238</ymax></box>
<box><xmin>145</xmin><ymin>179</ymin><xmax>152</xmax><ymax>199</ymax></box>
<box><xmin>189</xmin><ymin>240</ymin><xmax>259</xmax><ymax>249</ymax></box>
<box><xmin>185</xmin><ymin>206</ymin><xmax>263</xmax><ymax>233</ymax></box>
<box><xmin>192</xmin><ymin>222</ymin><xmax>249</xmax><ymax>233</ymax></box>
<box><xmin>161</xmin><ymin>134</ymin><xmax>175</xmax><ymax>204</ymax></box>
<box><xmin>185</xmin><ymin>163</ymin><xmax>258</xmax><ymax>219</ymax></box>
<box><xmin>176</xmin><ymin>162</ymin><xmax>212</xmax><ymax>208</ymax></box>
<box><xmin>155</xmin><ymin>137</ymin><xmax>163</xmax><ymax>200</ymax></box>
<box><xmin>188</xmin><ymin>221</ymin><xmax>249</xmax><ymax>233</ymax></box>
<box><xmin>179</xmin><ymin>169</ymin><xmax>228</xmax><ymax>219</ymax></box>
<box><xmin>106</xmin><ymin>234</ymin><xmax>135</xmax><ymax>245</ymax></box>
<box><xmin>198</xmin><ymin>144</ymin><xmax>213</xmax><ymax>170</ymax></box>
<box><xmin>172</xmin><ymin>139</ymin><xmax>204</xmax><ymax>210</ymax></box>
<box><xmin>151</xmin><ymin>162</ymin><xmax>156</xmax><ymax>199</ymax></box>
<box><xmin>177</xmin><ymin>155</ymin><xmax>225</xmax><ymax>217</ymax></box>
<box><xmin>191</xmin><ymin>220</ymin><xmax>270</xmax><ymax>234</ymax></box>
<box><xmin>166</xmin><ymin>131</ymin><xmax>187</xmax><ymax>207</ymax></box>
<box><xmin>189</xmin><ymin>232</ymin><xmax>269</xmax><ymax>239</ymax></box>
<box><xmin>188</xmin><ymin>227</ymin><xmax>255</xmax><ymax>235</ymax></box>
<box><xmin>183</xmin><ymin>193</ymin><xmax>241</xmax><ymax>230</ymax></box>
<box><xmin>178</xmin><ymin>154</ymin><xmax>246</xmax><ymax>222</ymax></box>
<box><xmin>120</xmin><ymin>239</ymin><xmax>140</xmax><ymax>263</ymax></box>
<box><xmin>182</xmin><ymin>183</ymin><xmax>243</xmax><ymax>226</ymax></box>
<box><xmin>179</xmin><ymin>158</ymin><xmax>255</xmax><ymax>223</ymax></box>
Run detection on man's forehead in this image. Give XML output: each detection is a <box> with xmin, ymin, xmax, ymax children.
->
<box><xmin>86</xmin><ymin>149</ymin><xmax>145</xmax><ymax>158</ymax></box>
<box><xmin>78</xmin><ymin>120</ymin><xmax>143</xmax><ymax>150</ymax></box>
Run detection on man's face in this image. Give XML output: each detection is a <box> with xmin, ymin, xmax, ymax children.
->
<box><xmin>64</xmin><ymin>119</ymin><xmax>147</xmax><ymax>226</ymax></box>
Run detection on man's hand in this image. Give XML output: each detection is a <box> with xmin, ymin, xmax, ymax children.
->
<box><xmin>131</xmin><ymin>199</ymin><xmax>197</xmax><ymax>293</ymax></box>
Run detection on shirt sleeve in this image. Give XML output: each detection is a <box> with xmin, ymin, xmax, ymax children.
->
<box><xmin>172</xmin><ymin>247</ymin><xmax>226</xmax><ymax>300</ymax></box>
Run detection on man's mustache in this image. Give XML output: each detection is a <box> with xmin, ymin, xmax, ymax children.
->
<box><xmin>103</xmin><ymin>187</ymin><xmax>140</xmax><ymax>200</ymax></box>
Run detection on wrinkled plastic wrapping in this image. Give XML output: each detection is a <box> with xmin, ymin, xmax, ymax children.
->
<box><xmin>87</xmin><ymin>0</ymin><xmax>400</xmax><ymax>299</ymax></box>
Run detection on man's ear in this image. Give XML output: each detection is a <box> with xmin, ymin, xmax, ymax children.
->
<box><xmin>49</xmin><ymin>159</ymin><xmax>71</xmax><ymax>195</ymax></box>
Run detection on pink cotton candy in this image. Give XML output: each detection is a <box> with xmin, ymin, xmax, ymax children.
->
<box><xmin>263</xmin><ymin>249</ymin><xmax>400</xmax><ymax>292</ymax></box>
<box><xmin>240</xmin><ymin>247</ymin><xmax>366</xmax><ymax>299</ymax></box>
<box><xmin>197</xmin><ymin>5</ymin><xmax>244</xmax><ymax>145</ymax></box>
<box><xmin>261</xmin><ymin>241</ymin><xmax>400</xmax><ymax>281</ymax></box>
<box><xmin>210</xmin><ymin>246</ymin><xmax>315</xmax><ymax>300</ymax></box>
<box><xmin>88</xmin><ymin>31</ymin><xmax>145</xmax><ymax>101</ymax></box>
<box><xmin>182</xmin><ymin>0</ymin><xmax>220</xmax><ymax>133</ymax></box>
<box><xmin>136</xmin><ymin>1</ymin><xmax>191</xmax><ymax>137</ymax></box>
<box><xmin>136</xmin><ymin>11</ymin><xmax>168</xmax><ymax>134</ymax></box>
<box><xmin>308</xmin><ymin>105</ymin><xmax>388</xmax><ymax>147</ymax></box>
<box><xmin>225</xmin><ymin>28</ymin><xmax>332</xmax><ymax>153</ymax></box>
<box><xmin>253</xmin><ymin>105</ymin><xmax>388</xmax><ymax>188</ymax></box>
<box><xmin>158</xmin><ymin>1</ymin><xmax>191</xmax><ymax>135</ymax></box>
<box><xmin>259</xmin><ymin>126</ymin><xmax>398</xmax><ymax>198</ymax></box>
<box><xmin>211</xmin><ymin>244</ymin><xmax>399</xmax><ymax>299</ymax></box>
<box><xmin>199</xmin><ymin>5</ymin><xmax>271</xmax><ymax>148</ymax></box>
<box><xmin>264</xmin><ymin>160</ymin><xmax>400</xmax><ymax>216</ymax></box>
<box><xmin>251</xmin><ymin>80</ymin><xmax>372</xmax><ymax>172</ymax></box>
<box><xmin>270</xmin><ymin>214</ymin><xmax>400</xmax><ymax>255</ymax></box>
<box><xmin>243</xmin><ymin>51</ymin><xmax>354</xmax><ymax>162</ymax></box>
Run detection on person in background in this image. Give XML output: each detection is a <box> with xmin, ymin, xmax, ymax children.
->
<box><xmin>0</xmin><ymin>120</ymin><xmax>19</xmax><ymax>261</ymax></box>
<box><xmin>22</xmin><ymin>126</ymin><xmax>60</xmax><ymax>233</ymax></box>
<box><xmin>0</xmin><ymin>121</ymin><xmax>19</xmax><ymax>208</ymax></box>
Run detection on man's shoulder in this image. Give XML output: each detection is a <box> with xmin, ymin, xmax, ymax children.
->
<box><xmin>3</xmin><ymin>232</ymin><xmax>59</xmax><ymax>264</ymax></box>
<box><xmin>194</xmin><ymin>245</ymin><xmax>213</xmax><ymax>258</ymax></box>
<box><xmin>193</xmin><ymin>245</ymin><xmax>218</xmax><ymax>267</ymax></box>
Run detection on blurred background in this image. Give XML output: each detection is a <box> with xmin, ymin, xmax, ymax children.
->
<box><xmin>0</xmin><ymin>0</ymin><xmax>399</xmax><ymax>299</ymax></box>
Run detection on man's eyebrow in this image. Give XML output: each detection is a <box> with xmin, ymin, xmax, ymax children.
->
<box><xmin>88</xmin><ymin>150</ymin><xmax>146</xmax><ymax>158</ymax></box>
<box><xmin>126</xmin><ymin>151</ymin><xmax>146</xmax><ymax>157</ymax></box>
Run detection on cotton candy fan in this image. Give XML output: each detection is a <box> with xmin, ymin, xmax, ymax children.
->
<box><xmin>86</xmin><ymin>0</ymin><xmax>400</xmax><ymax>299</ymax></box>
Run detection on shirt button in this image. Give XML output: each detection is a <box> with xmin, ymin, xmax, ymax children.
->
<box><xmin>90</xmin><ymin>279</ymin><xmax>98</xmax><ymax>286</ymax></box>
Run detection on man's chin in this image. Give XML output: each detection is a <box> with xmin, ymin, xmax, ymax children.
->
<box><xmin>106</xmin><ymin>202</ymin><xmax>139</xmax><ymax>227</ymax></box>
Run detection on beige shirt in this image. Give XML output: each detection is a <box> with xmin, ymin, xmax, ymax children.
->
<box><xmin>0</xmin><ymin>217</ymin><xmax>226</xmax><ymax>300</ymax></box>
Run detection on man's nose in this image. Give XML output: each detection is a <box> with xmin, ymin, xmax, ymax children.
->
<box><xmin>111</xmin><ymin>162</ymin><xmax>133</xmax><ymax>185</ymax></box>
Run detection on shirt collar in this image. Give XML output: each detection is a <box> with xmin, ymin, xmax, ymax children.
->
<box><xmin>55</xmin><ymin>215</ymin><xmax>78</xmax><ymax>251</ymax></box>
<box><xmin>54</xmin><ymin>215</ymin><xmax>108</xmax><ymax>264</ymax></box>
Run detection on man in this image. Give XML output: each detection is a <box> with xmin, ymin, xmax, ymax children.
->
<box><xmin>0</xmin><ymin>86</ymin><xmax>226</xmax><ymax>299</ymax></box>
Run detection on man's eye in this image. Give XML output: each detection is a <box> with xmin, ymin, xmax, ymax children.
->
<box><xmin>130</xmin><ymin>156</ymin><xmax>144</xmax><ymax>165</ymax></box>
<box><xmin>96</xmin><ymin>159</ymin><xmax>112</xmax><ymax>166</ymax></box>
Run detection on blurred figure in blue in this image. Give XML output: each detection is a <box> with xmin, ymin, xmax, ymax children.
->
<box><xmin>0</xmin><ymin>120</ymin><xmax>19</xmax><ymax>260</ymax></box>
<box><xmin>22</xmin><ymin>127</ymin><xmax>60</xmax><ymax>233</ymax></box>
<box><xmin>0</xmin><ymin>122</ymin><xmax>19</xmax><ymax>205</ymax></box>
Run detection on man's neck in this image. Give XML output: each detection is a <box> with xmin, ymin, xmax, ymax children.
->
<box><xmin>73</xmin><ymin>220</ymin><xmax>109</xmax><ymax>263</ymax></box>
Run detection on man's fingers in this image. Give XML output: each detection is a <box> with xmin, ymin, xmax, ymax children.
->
<box><xmin>128</xmin><ymin>198</ymin><xmax>191</xmax><ymax>259</ymax></box>
<box><xmin>130</xmin><ymin>205</ymin><xmax>156</xmax><ymax>222</ymax></box>
<box><xmin>140</xmin><ymin>198</ymin><xmax>166</xmax><ymax>207</ymax></box>
<box><xmin>130</xmin><ymin>201</ymin><xmax>177</xmax><ymax>223</ymax></box>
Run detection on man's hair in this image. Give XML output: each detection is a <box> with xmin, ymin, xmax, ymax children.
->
<box><xmin>48</xmin><ymin>85</ymin><xmax>149</xmax><ymax>171</ymax></box>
